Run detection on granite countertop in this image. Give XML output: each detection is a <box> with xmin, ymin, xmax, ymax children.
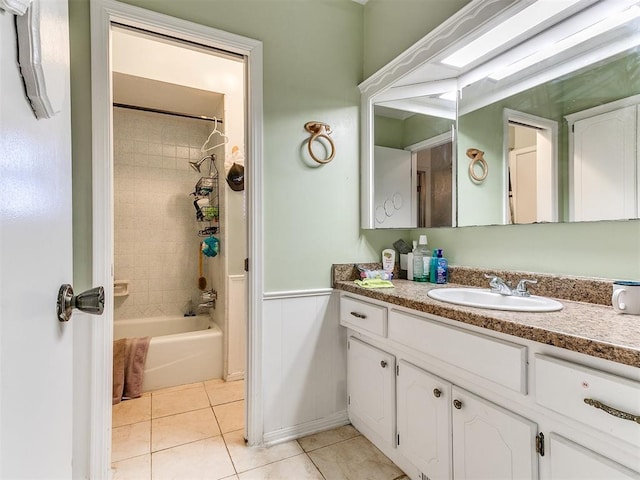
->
<box><xmin>333</xmin><ymin>265</ymin><xmax>640</xmax><ymax>368</ymax></box>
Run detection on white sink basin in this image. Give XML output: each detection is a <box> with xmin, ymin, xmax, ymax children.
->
<box><xmin>427</xmin><ymin>287</ymin><xmax>563</xmax><ymax>312</ymax></box>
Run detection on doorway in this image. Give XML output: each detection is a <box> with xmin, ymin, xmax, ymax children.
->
<box><xmin>405</xmin><ymin>131</ymin><xmax>455</xmax><ymax>228</ymax></box>
<box><xmin>89</xmin><ymin>1</ymin><xmax>264</xmax><ymax>476</ymax></box>
<box><xmin>503</xmin><ymin>109</ymin><xmax>558</xmax><ymax>224</ymax></box>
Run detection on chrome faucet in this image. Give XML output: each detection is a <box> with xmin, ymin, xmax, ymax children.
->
<box><xmin>484</xmin><ymin>274</ymin><xmax>513</xmax><ymax>295</ymax></box>
<box><xmin>514</xmin><ymin>279</ymin><xmax>537</xmax><ymax>297</ymax></box>
<box><xmin>484</xmin><ymin>274</ymin><xmax>538</xmax><ymax>297</ymax></box>
<box><xmin>198</xmin><ymin>289</ymin><xmax>217</xmax><ymax>309</ymax></box>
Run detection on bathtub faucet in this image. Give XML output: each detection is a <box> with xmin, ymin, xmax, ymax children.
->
<box><xmin>198</xmin><ymin>289</ymin><xmax>217</xmax><ymax>310</ymax></box>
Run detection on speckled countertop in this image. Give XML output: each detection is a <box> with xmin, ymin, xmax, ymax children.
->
<box><xmin>333</xmin><ymin>264</ymin><xmax>640</xmax><ymax>368</ymax></box>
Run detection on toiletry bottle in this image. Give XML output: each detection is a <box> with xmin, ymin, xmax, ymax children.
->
<box><xmin>407</xmin><ymin>241</ymin><xmax>416</xmax><ymax>281</ymax></box>
<box><xmin>382</xmin><ymin>248</ymin><xmax>396</xmax><ymax>276</ymax></box>
<box><xmin>429</xmin><ymin>249</ymin><xmax>438</xmax><ymax>283</ymax></box>
<box><xmin>423</xmin><ymin>248</ymin><xmax>432</xmax><ymax>283</ymax></box>
<box><xmin>435</xmin><ymin>249</ymin><xmax>448</xmax><ymax>284</ymax></box>
<box><xmin>412</xmin><ymin>235</ymin><xmax>429</xmax><ymax>282</ymax></box>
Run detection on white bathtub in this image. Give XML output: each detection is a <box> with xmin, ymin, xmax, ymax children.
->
<box><xmin>114</xmin><ymin>314</ymin><xmax>223</xmax><ymax>392</ymax></box>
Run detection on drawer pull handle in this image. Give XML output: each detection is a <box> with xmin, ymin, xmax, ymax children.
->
<box><xmin>350</xmin><ymin>311</ymin><xmax>367</xmax><ymax>319</ymax></box>
<box><xmin>584</xmin><ymin>398</ymin><xmax>640</xmax><ymax>424</ymax></box>
<box><xmin>433</xmin><ymin>388</ymin><xmax>442</xmax><ymax>398</ymax></box>
<box><xmin>453</xmin><ymin>399</ymin><xmax>462</xmax><ymax>410</ymax></box>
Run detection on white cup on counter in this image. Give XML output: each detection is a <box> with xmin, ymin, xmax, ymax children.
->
<box><xmin>612</xmin><ymin>281</ymin><xmax>640</xmax><ymax>315</ymax></box>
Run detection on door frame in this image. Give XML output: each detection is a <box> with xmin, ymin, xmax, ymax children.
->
<box><xmin>89</xmin><ymin>1</ymin><xmax>264</xmax><ymax>476</ymax></box>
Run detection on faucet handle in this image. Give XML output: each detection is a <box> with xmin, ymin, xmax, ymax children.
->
<box><xmin>515</xmin><ymin>279</ymin><xmax>537</xmax><ymax>296</ymax></box>
<box><xmin>484</xmin><ymin>273</ymin><xmax>503</xmax><ymax>286</ymax></box>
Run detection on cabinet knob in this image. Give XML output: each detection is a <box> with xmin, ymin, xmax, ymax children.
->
<box><xmin>380</xmin><ymin>360</ymin><xmax>388</xmax><ymax>368</ymax></box>
<box><xmin>453</xmin><ymin>399</ymin><xmax>462</xmax><ymax>410</ymax></box>
<box><xmin>433</xmin><ymin>388</ymin><xmax>442</xmax><ymax>398</ymax></box>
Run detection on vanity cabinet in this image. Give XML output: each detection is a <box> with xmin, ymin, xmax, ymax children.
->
<box><xmin>548</xmin><ymin>434</ymin><xmax>640</xmax><ymax>480</ymax></box>
<box><xmin>338</xmin><ymin>291</ymin><xmax>640</xmax><ymax>480</ymax></box>
<box><xmin>396</xmin><ymin>360</ymin><xmax>538</xmax><ymax>480</ymax></box>
<box><xmin>451</xmin><ymin>387</ymin><xmax>538</xmax><ymax>480</ymax></box>
<box><xmin>347</xmin><ymin>336</ymin><xmax>396</xmax><ymax>447</ymax></box>
<box><xmin>396</xmin><ymin>360</ymin><xmax>452</xmax><ymax>480</ymax></box>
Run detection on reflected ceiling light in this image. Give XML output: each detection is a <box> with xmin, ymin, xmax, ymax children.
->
<box><xmin>489</xmin><ymin>5</ymin><xmax>640</xmax><ymax>80</ymax></box>
<box><xmin>441</xmin><ymin>0</ymin><xmax>583</xmax><ymax>68</ymax></box>
<box><xmin>439</xmin><ymin>91</ymin><xmax>458</xmax><ymax>102</ymax></box>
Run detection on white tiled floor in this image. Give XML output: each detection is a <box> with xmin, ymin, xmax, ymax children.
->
<box><xmin>112</xmin><ymin>380</ymin><xmax>408</xmax><ymax>480</ymax></box>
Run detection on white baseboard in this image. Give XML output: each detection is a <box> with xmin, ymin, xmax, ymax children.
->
<box><xmin>262</xmin><ymin>410</ymin><xmax>349</xmax><ymax>446</ymax></box>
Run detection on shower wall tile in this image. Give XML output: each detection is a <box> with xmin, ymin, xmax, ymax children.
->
<box><xmin>113</xmin><ymin>108</ymin><xmax>211</xmax><ymax>320</ymax></box>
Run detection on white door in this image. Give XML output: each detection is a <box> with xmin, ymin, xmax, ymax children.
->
<box><xmin>0</xmin><ymin>2</ymin><xmax>76</xmax><ymax>477</ymax></box>
<box><xmin>347</xmin><ymin>337</ymin><xmax>396</xmax><ymax>445</ymax></box>
<box><xmin>397</xmin><ymin>361</ymin><xmax>452</xmax><ymax>480</ymax></box>
<box><xmin>374</xmin><ymin>146</ymin><xmax>416</xmax><ymax>228</ymax></box>
<box><xmin>509</xmin><ymin>146</ymin><xmax>538</xmax><ymax>224</ymax></box>
<box><xmin>572</xmin><ymin>105</ymin><xmax>637</xmax><ymax>221</ymax></box>
<box><xmin>452</xmin><ymin>387</ymin><xmax>538</xmax><ymax>480</ymax></box>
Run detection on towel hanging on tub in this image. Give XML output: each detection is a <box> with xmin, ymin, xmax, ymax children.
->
<box><xmin>112</xmin><ymin>336</ymin><xmax>151</xmax><ymax>405</ymax></box>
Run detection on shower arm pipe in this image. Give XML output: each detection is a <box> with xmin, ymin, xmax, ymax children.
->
<box><xmin>190</xmin><ymin>154</ymin><xmax>218</xmax><ymax>175</ymax></box>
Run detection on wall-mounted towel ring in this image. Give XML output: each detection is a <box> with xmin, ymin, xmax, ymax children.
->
<box><xmin>305</xmin><ymin>121</ymin><xmax>335</xmax><ymax>164</ymax></box>
<box><xmin>466</xmin><ymin>148</ymin><xmax>488</xmax><ymax>183</ymax></box>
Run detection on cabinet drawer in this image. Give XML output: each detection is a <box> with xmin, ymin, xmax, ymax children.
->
<box><xmin>388</xmin><ymin>309</ymin><xmax>527</xmax><ymax>393</ymax></box>
<box><xmin>535</xmin><ymin>355</ymin><xmax>640</xmax><ymax>447</ymax></box>
<box><xmin>340</xmin><ymin>295</ymin><xmax>387</xmax><ymax>337</ymax></box>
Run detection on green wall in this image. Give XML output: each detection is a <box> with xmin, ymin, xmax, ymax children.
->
<box><xmin>364</xmin><ymin>1</ymin><xmax>640</xmax><ymax>280</ymax></box>
<box><xmin>70</xmin><ymin>0</ymin><xmax>404</xmax><ymax>292</ymax></box>
<box><xmin>363</xmin><ymin>0</ymin><xmax>472</xmax><ymax>78</ymax></box>
<box><xmin>374</xmin><ymin>113</ymin><xmax>453</xmax><ymax>149</ymax></box>
<box><xmin>71</xmin><ymin>0</ymin><xmax>640</xmax><ymax>291</ymax></box>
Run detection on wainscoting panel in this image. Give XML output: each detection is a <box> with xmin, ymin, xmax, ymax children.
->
<box><xmin>226</xmin><ymin>274</ymin><xmax>246</xmax><ymax>381</ymax></box>
<box><xmin>262</xmin><ymin>290</ymin><xmax>348</xmax><ymax>443</ymax></box>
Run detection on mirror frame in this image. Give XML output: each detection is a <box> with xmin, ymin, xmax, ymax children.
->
<box><xmin>358</xmin><ymin>0</ymin><xmax>615</xmax><ymax>229</ymax></box>
<box><xmin>359</xmin><ymin>0</ymin><xmax>526</xmax><ymax>229</ymax></box>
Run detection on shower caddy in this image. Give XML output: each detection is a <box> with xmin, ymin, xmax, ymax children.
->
<box><xmin>192</xmin><ymin>156</ymin><xmax>220</xmax><ymax>237</ymax></box>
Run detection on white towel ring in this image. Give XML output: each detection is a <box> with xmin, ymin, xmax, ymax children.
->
<box><xmin>305</xmin><ymin>121</ymin><xmax>335</xmax><ymax>164</ymax></box>
<box><xmin>466</xmin><ymin>148</ymin><xmax>488</xmax><ymax>183</ymax></box>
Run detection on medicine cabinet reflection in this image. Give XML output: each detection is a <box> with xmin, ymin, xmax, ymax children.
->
<box><xmin>373</xmin><ymin>104</ymin><xmax>455</xmax><ymax>228</ymax></box>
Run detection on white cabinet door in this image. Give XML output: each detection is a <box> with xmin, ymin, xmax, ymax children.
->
<box><xmin>452</xmin><ymin>387</ymin><xmax>538</xmax><ymax>480</ymax></box>
<box><xmin>347</xmin><ymin>337</ymin><xmax>396</xmax><ymax>445</ymax></box>
<box><xmin>374</xmin><ymin>146</ymin><xmax>416</xmax><ymax>228</ymax></box>
<box><xmin>549</xmin><ymin>434</ymin><xmax>640</xmax><ymax>480</ymax></box>
<box><xmin>397</xmin><ymin>361</ymin><xmax>452</xmax><ymax>480</ymax></box>
<box><xmin>572</xmin><ymin>105</ymin><xmax>637</xmax><ymax>221</ymax></box>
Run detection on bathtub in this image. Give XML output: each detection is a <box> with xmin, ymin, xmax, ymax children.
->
<box><xmin>114</xmin><ymin>314</ymin><xmax>223</xmax><ymax>392</ymax></box>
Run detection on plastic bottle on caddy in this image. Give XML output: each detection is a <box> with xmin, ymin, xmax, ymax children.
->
<box><xmin>412</xmin><ymin>235</ymin><xmax>430</xmax><ymax>282</ymax></box>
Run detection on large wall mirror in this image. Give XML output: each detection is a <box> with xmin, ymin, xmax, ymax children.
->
<box><xmin>360</xmin><ymin>0</ymin><xmax>640</xmax><ymax>229</ymax></box>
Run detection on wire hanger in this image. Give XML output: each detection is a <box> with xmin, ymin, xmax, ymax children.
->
<box><xmin>200</xmin><ymin>117</ymin><xmax>229</xmax><ymax>153</ymax></box>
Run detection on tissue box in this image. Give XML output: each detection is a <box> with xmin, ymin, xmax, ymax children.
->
<box><xmin>400</xmin><ymin>254</ymin><xmax>408</xmax><ymax>270</ymax></box>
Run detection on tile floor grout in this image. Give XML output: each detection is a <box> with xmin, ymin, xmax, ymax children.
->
<box><xmin>113</xmin><ymin>379</ymin><xmax>407</xmax><ymax>479</ymax></box>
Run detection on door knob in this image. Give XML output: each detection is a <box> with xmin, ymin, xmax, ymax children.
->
<box><xmin>453</xmin><ymin>399</ymin><xmax>463</xmax><ymax>410</ymax></box>
<box><xmin>57</xmin><ymin>284</ymin><xmax>105</xmax><ymax>322</ymax></box>
<box><xmin>380</xmin><ymin>360</ymin><xmax>388</xmax><ymax>368</ymax></box>
<box><xmin>433</xmin><ymin>388</ymin><xmax>442</xmax><ymax>398</ymax></box>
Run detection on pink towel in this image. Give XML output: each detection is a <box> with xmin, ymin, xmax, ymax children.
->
<box><xmin>112</xmin><ymin>337</ymin><xmax>151</xmax><ymax>405</ymax></box>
